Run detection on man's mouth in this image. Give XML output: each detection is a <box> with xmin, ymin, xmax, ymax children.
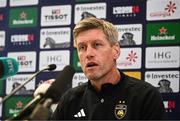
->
<box><xmin>86</xmin><ymin>62</ymin><xmax>98</xmax><ymax>68</ymax></box>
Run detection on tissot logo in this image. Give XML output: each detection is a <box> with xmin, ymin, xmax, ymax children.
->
<box><xmin>72</xmin><ymin>73</ymin><xmax>88</xmax><ymax>88</ymax></box>
<box><xmin>0</xmin><ymin>31</ymin><xmax>5</xmax><ymax>50</ymax></box>
<box><xmin>146</xmin><ymin>22</ymin><xmax>179</xmax><ymax>45</ymax></box>
<box><xmin>145</xmin><ymin>71</ymin><xmax>179</xmax><ymax>93</ymax></box>
<box><xmin>11</xmin><ymin>34</ymin><xmax>34</xmax><ymax>45</ymax></box>
<box><xmin>8</xmin><ymin>51</ymin><xmax>36</xmax><ymax>72</ymax></box>
<box><xmin>39</xmin><ymin>50</ymin><xmax>70</xmax><ymax>71</ymax></box>
<box><xmin>163</xmin><ymin>100</ymin><xmax>176</xmax><ymax>113</ymax></box>
<box><xmin>147</xmin><ymin>0</ymin><xmax>180</xmax><ymax>21</ymax></box>
<box><xmin>40</xmin><ymin>28</ymin><xmax>71</xmax><ymax>49</ymax></box>
<box><xmin>117</xmin><ymin>48</ymin><xmax>141</xmax><ymax>69</ymax></box>
<box><xmin>113</xmin><ymin>5</ymin><xmax>140</xmax><ymax>18</ymax></box>
<box><xmin>9</xmin><ymin>7</ymin><xmax>37</xmax><ymax>28</ymax></box>
<box><xmin>116</xmin><ymin>24</ymin><xmax>142</xmax><ymax>46</ymax></box>
<box><xmin>74</xmin><ymin>3</ymin><xmax>106</xmax><ymax>24</ymax></box>
<box><xmin>41</xmin><ymin>5</ymin><xmax>71</xmax><ymax>26</ymax></box>
<box><xmin>145</xmin><ymin>46</ymin><xmax>179</xmax><ymax>68</ymax></box>
<box><xmin>6</xmin><ymin>74</ymin><xmax>36</xmax><ymax>95</ymax></box>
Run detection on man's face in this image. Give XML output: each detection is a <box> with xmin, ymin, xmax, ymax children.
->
<box><xmin>76</xmin><ymin>29</ymin><xmax>120</xmax><ymax>81</ymax></box>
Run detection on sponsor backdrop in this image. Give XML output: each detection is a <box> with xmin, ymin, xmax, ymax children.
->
<box><xmin>0</xmin><ymin>0</ymin><xmax>179</xmax><ymax>120</ymax></box>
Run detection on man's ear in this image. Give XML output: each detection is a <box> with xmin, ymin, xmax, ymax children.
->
<box><xmin>113</xmin><ymin>43</ymin><xmax>120</xmax><ymax>59</ymax></box>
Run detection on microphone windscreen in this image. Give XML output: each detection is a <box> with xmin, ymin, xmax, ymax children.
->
<box><xmin>45</xmin><ymin>65</ymin><xmax>75</xmax><ymax>103</ymax></box>
<box><xmin>33</xmin><ymin>79</ymin><xmax>55</xmax><ymax>97</ymax></box>
<box><xmin>47</xmin><ymin>64</ymin><xmax>57</xmax><ymax>71</ymax></box>
<box><xmin>0</xmin><ymin>57</ymin><xmax>19</xmax><ymax>80</ymax></box>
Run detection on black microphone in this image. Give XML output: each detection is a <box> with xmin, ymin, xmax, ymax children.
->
<box><xmin>0</xmin><ymin>64</ymin><xmax>56</xmax><ymax>105</ymax></box>
<box><xmin>28</xmin><ymin>65</ymin><xmax>75</xmax><ymax>120</ymax></box>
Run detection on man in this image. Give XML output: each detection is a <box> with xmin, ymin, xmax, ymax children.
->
<box><xmin>52</xmin><ymin>17</ymin><xmax>167</xmax><ymax>120</ymax></box>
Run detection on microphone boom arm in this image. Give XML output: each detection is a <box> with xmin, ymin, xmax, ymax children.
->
<box><xmin>0</xmin><ymin>66</ymin><xmax>53</xmax><ymax>104</ymax></box>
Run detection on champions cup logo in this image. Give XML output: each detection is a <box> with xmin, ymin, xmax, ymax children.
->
<box><xmin>114</xmin><ymin>101</ymin><xmax>127</xmax><ymax>119</ymax></box>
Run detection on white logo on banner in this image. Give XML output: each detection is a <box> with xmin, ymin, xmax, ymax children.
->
<box><xmin>39</xmin><ymin>50</ymin><xmax>70</xmax><ymax>71</ymax></box>
<box><xmin>11</xmin><ymin>34</ymin><xmax>34</xmax><ymax>45</ymax></box>
<box><xmin>40</xmin><ymin>27</ymin><xmax>71</xmax><ymax>49</ymax></box>
<box><xmin>7</xmin><ymin>51</ymin><xmax>37</xmax><ymax>72</ymax></box>
<box><xmin>72</xmin><ymin>73</ymin><xmax>88</xmax><ymax>88</ymax></box>
<box><xmin>0</xmin><ymin>31</ymin><xmax>5</xmax><ymax>49</ymax></box>
<box><xmin>41</xmin><ymin>5</ymin><xmax>72</xmax><ymax>26</ymax></box>
<box><xmin>147</xmin><ymin>0</ymin><xmax>180</xmax><ymax>21</ymax></box>
<box><xmin>145</xmin><ymin>46</ymin><xmax>179</xmax><ymax>68</ymax></box>
<box><xmin>145</xmin><ymin>71</ymin><xmax>179</xmax><ymax>93</ymax></box>
<box><xmin>10</xmin><ymin>0</ymin><xmax>38</xmax><ymax>6</ymax></box>
<box><xmin>116</xmin><ymin>24</ymin><xmax>142</xmax><ymax>46</ymax></box>
<box><xmin>0</xmin><ymin>0</ymin><xmax>7</xmax><ymax>7</ymax></box>
<box><xmin>6</xmin><ymin>74</ymin><xmax>36</xmax><ymax>95</ymax></box>
<box><xmin>117</xmin><ymin>48</ymin><xmax>142</xmax><ymax>69</ymax></box>
<box><xmin>74</xmin><ymin>3</ymin><xmax>106</xmax><ymax>24</ymax></box>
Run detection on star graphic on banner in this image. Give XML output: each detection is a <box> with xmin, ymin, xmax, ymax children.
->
<box><xmin>20</xmin><ymin>11</ymin><xmax>27</xmax><ymax>19</ymax></box>
<box><xmin>159</xmin><ymin>27</ymin><xmax>167</xmax><ymax>35</ymax></box>
<box><xmin>16</xmin><ymin>101</ymin><xmax>23</xmax><ymax>109</ymax></box>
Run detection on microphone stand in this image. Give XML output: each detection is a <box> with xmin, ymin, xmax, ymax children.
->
<box><xmin>0</xmin><ymin>67</ymin><xmax>49</xmax><ymax>105</ymax></box>
<box><xmin>28</xmin><ymin>98</ymin><xmax>53</xmax><ymax>120</ymax></box>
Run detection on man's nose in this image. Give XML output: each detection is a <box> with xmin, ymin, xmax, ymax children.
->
<box><xmin>86</xmin><ymin>46</ymin><xmax>95</xmax><ymax>58</ymax></box>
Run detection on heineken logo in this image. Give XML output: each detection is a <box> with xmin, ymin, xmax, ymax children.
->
<box><xmin>151</xmin><ymin>26</ymin><xmax>175</xmax><ymax>41</ymax></box>
<box><xmin>9</xmin><ymin>7</ymin><xmax>37</xmax><ymax>28</ymax></box>
<box><xmin>146</xmin><ymin>22</ymin><xmax>179</xmax><ymax>45</ymax></box>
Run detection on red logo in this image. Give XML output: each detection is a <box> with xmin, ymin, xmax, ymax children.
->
<box><xmin>126</xmin><ymin>50</ymin><xmax>138</xmax><ymax>62</ymax></box>
<box><xmin>20</xmin><ymin>11</ymin><xmax>27</xmax><ymax>19</ymax></box>
<box><xmin>159</xmin><ymin>27</ymin><xmax>167</xmax><ymax>35</ymax></box>
<box><xmin>165</xmin><ymin>1</ymin><xmax>177</xmax><ymax>14</ymax></box>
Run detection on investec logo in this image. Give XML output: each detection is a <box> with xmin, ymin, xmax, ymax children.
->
<box><xmin>145</xmin><ymin>71</ymin><xmax>179</xmax><ymax>93</ymax></box>
<box><xmin>72</xmin><ymin>73</ymin><xmax>88</xmax><ymax>88</ymax></box>
<box><xmin>40</xmin><ymin>27</ymin><xmax>71</xmax><ymax>49</ymax></box>
<box><xmin>74</xmin><ymin>3</ymin><xmax>106</xmax><ymax>24</ymax></box>
<box><xmin>6</xmin><ymin>74</ymin><xmax>36</xmax><ymax>94</ymax></box>
<box><xmin>41</xmin><ymin>5</ymin><xmax>71</xmax><ymax>26</ymax></box>
<box><xmin>11</xmin><ymin>34</ymin><xmax>34</xmax><ymax>45</ymax></box>
<box><xmin>9</xmin><ymin>7</ymin><xmax>37</xmax><ymax>28</ymax></box>
<box><xmin>116</xmin><ymin>24</ymin><xmax>142</xmax><ymax>45</ymax></box>
<box><xmin>113</xmin><ymin>5</ymin><xmax>140</xmax><ymax>17</ymax></box>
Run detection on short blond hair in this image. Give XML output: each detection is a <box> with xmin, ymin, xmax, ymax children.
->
<box><xmin>73</xmin><ymin>17</ymin><xmax>118</xmax><ymax>47</ymax></box>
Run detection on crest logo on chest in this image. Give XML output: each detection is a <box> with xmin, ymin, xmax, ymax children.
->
<box><xmin>114</xmin><ymin>100</ymin><xmax>127</xmax><ymax>119</ymax></box>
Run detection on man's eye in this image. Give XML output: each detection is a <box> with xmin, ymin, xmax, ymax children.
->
<box><xmin>94</xmin><ymin>43</ymin><xmax>102</xmax><ymax>48</ymax></box>
<box><xmin>78</xmin><ymin>45</ymin><xmax>86</xmax><ymax>51</ymax></box>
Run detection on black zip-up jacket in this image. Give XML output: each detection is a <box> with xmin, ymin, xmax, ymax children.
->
<box><xmin>51</xmin><ymin>70</ymin><xmax>167</xmax><ymax>120</ymax></box>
